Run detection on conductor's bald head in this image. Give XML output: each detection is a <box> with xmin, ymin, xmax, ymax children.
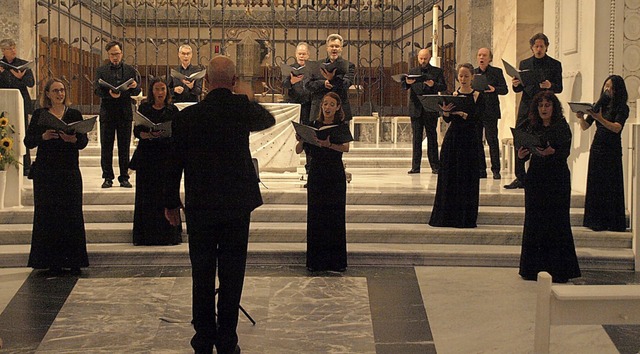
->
<box><xmin>206</xmin><ymin>55</ymin><xmax>237</xmax><ymax>90</ymax></box>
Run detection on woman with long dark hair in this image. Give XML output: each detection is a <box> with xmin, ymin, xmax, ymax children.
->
<box><xmin>576</xmin><ymin>75</ymin><xmax>629</xmax><ymax>231</ymax></box>
<box><xmin>25</xmin><ymin>78</ymin><xmax>89</xmax><ymax>274</ymax></box>
<box><xmin>131</xmin><ymin>77</ymin><xmax>181</xmax><ymax>245</ymax></box>
<box><xmin>295</xmin><ymin>92</ymin><xmax>353</xmax><ymax>272</ymax></box>
<box><xmin>518</xmin><ymin>91</ymin><xmax>581</xmax><ymax>283</ymax></box>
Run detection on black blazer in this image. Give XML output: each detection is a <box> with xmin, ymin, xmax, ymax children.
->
<box><xmin>513</xmin><ymin>55</ymin><xmax>563</xmax><ymax>123</ymax></box>
<box><xmin>168</xmin><ymin>63</ymin><xmax>204</xmax><ymax>103</ymax></box>
<box><xmin>94</xmin><ymin>62</ymin><xmax>142</xmax><ymax>122</ymax></box>
<box><xmin>474</xmin><ymin>65</ymin><xmax>508</xmax><ymax>120</ymax></box>
<box><xmin>0</xmin><ymin>56</ymin><xmax>35</xmax><ymax>114</ymax></box>
<box><xmin>164</xmin><ymin>88</ymin><xmax>276</xmax><ymax>231</ymax></box>
<box><xmin>402</xmin><ymin>64</ymin><xmax>447</xmax><ymax>118</ymax></box>
<box><xmin>306</xmin><ymin>57</ymin><xmax>355</xmax><ymax>121</ymax></box>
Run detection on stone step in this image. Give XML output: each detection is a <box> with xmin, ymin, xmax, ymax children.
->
<box><xmin>0</xmin><ymin>222</ymin><xmax>630</xmax><ymax>249</ymax></box>
<box><xmin>0</xmin><ymin>204</ymin><xmax>598</xmax><ymax>227</ymax></box>
<box><xmin>0</xmin><ymin>243</ymin><xmax>632</xmax><ymax>270</ymax></box>
<box><xmin>18</xmin><ymin>188</ymin><xmax>585</xmax><ymax>208</ymax></box>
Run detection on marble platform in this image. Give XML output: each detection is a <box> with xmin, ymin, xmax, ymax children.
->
<box><xmin>0</xmin><ymin>265</ymin><xmax>639</xmax><ymax>353</ymax></box>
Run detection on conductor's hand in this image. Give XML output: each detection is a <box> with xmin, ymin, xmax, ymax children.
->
<box><xmin>517</xmin><ymin>146</ymin><xmax>530</xmax><ymax>159</ymax></box>
<box><xmin>42</xmin><ymin>129</ymin><xmax>59</xmax><ymax>141</ymax></box>
<box><xmin>58</xmin><ymin>131</ymin><xmax>77</xmax><ymax>143</ymax></box>
<box><xmin>234</xmin><ymin>81</ymin><xmax>254</xmax><ymax>99</ymax></box>
<box><xmin>512</xmin><ymin>77</ymin><xmax>521</xmax><ymax>87</ymax></box>
<box><xmin>536</xmin><ymin>145</ymin><xmax>555</xmax><ymax>156</ymax></box>
<box><xmin>164</xmin><ymin>207</ymin><xmax>182</xmax><ymax>226</ymax></box>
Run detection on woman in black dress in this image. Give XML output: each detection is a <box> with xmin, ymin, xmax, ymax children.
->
<box><xmin>429</xmin><ymin>63</ymin><xmax>482</xmax><ymax>228</ymax></box>
<box><xmin>295</xmin><ymin>92</ymin><xmax>353</xmax><ymax>272</ymax></box>
<box><xmin>576</xmin><ymin>75</ymin><xmax>629</xmax><ymax>231</ymax></box>
<box><xmin>131</xmin><ymin>77</ymin><xmax>181</xmax><ymax>245</ymax></box>
<box><xmin>25</xmin><ymin>78</ymin><xmax>89</xmax><ymax>274</ymax></box>
<box><xmin>518</xmin><ymin>91</ymin><xmax>581</xmax><ymax>283</ymax></box>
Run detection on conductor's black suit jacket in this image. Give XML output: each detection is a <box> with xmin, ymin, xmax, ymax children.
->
<box><xmin>164</xmin><ymin>88</ymin><xmax>276</xmax><ymax>232</ymax></box>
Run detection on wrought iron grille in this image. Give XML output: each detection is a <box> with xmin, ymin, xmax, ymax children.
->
<box><xmin>35</xmin><ymin>0</ymin><xmax>456</xmax><ymax>116</ymax></box>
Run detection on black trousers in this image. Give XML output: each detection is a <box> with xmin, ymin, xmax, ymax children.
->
<box><xmin>477</xmin><ymin>118</ymin><xmax>501</xmax><ymax>173</ymax></box>
<box><xmin>100</xmin><ymin>119</ymin><xmax>132</xmax><ymax>181</ymax></box>
<box><xmin>189</xmin><ymin>212</ymin><xmax>251</xmax><ymax>354</ymax></box>
<box><xmin>410</xmin><ymin>114</ymin><xmax>440</xmax><ymax>171</ymax></box>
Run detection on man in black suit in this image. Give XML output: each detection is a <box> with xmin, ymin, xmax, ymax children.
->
<box><xmin>283</xmin><ymin>42</ymin><xmax>312</xmax><ymax>125</ymax></box>
<box><xmin>403</xmin><ymin>48</ymin><xmax>447</xmax><ymax>174</ymax></box>
<box><xmin>169</xmin><ymin>44</ymin><xmax>203</xmax><ymax>103</ymax></box>
<box><xmin>475</xmin><ymin>47</ymin><xmax>508</xmax><ymax>180</ymax></box>
<box><xmin>94</xmin><ymin>40</ymin><xmax>140</xmax><ymax>188</ymax></box>
<box><xmin>306</xmin><ymin>33</ymin><xmax>355</xmax><ymax>122</ymax></box>
<box><xmin>505</xmin><ymin>33</ymin><xmax>563</xmax><ymax>189</ymax></box>
<box><xmin>0</xmin><ymin>39</ymin><xmax>35</xmax><ymax>175</ymax></box>
<box><xmin>164</xmin><ymin>56</ymin><xmax>275</xmax><ymax>354</ymax></box>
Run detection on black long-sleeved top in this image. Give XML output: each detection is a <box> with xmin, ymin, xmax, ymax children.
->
<box><xmin>402</xmin><ymin>64</ymin><xmax>447</xmax><ymax>118</ymax></box>
<box><xmin>94</xmin><ymin>62</ymin><xmax>142</xmax><ymax>122</ymax></box>
<box><xmin>169</xmin><ymin>63</ymin><xmax>203</xmax><ymax>103</ymax></box>
<box><xmin>474</xmin><ymin>65</ymin><xmax>508</xmax><ymax>120</ymax></box>
<box><xmin>24</xmin><ymin>107</ymin><xmax>89</xmax><ymax>169</ymax></box>
<box><xmin>513</xmin><ymin>55</ymin><xmax>563</xmax><ymax>123</ymax></box>
<box><xmin>0</xmin><ymin>56</ymin><xmax>35</xmax><ymax>114</ymax></box>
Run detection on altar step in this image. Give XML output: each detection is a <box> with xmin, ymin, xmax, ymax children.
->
<box><xmin>77</xmin><ymin>145</ymin><xmax>500</xmax><ymax>169</ymax></box>
<box><xmin>0</xmin><ymin>243</ymin><xmax>631</xmax><ymax>271</ymax></box>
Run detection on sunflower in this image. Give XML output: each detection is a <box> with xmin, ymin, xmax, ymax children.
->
<box><xmin>0</xmin><ymin>117</ymin><xmax>8</xmax><ymax>128</ymax></box>
<box><xmin>0</xmin><ymin>137</ymin><xmax>13</xmax><ymax>150</ymax></box>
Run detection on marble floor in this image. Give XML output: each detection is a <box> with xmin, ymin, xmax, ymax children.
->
<box><xmin>0</xmin><ymin>266</ymin><xmax>639</xmax><ymax>353</ymax></box>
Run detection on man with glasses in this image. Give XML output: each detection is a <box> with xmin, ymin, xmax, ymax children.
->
<box><xmin>0</xmin><ymin>39</ymin><xmax>35</xmax><ymax>175</ymax></box>
<box><xmin>169</xmin><ymin>44</ymin><xmax>203</xmax><ymax>103</ymax></box>
<box><xmin>94</xmin><ymin>40</ymin><xmax>140</xmax><ymax>189</ymax></box>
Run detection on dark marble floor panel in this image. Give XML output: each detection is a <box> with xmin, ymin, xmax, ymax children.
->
<box><xmin>0</xmin><ymin>266</ymin><xmax>432</xmax><ymax>353</ymax></box>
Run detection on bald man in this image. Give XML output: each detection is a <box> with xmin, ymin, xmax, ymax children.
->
<box><xmin>164</xmin><ymin>55</ymin><xmax>275</xmax><ymax>354</ymax></box>
<box><xmin>475</xmin><ymin>47</ymin><xmax>508</xmax><ymax>180</ymax></box>
<box><xmin>403</xmin><ymin>48</ymin><xmax>447</xmax><ymax>174</ymax></box>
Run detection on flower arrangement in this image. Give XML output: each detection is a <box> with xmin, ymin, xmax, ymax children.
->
<box><xmin>0</xmin><ymin>111</ymin><xmax>20</xmax><ymax>171</ymax></box>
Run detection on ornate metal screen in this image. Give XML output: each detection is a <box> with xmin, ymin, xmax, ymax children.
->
<box><xmin>35</xmin><ymin>0</ymin><xmax>456</xmax><ymax>115</ymax></box>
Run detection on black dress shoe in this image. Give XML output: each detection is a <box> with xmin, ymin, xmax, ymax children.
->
<box><xmin>479</xmin><ymin>171</ymin><xmax>487</xmax><ymax>178</ymax></box>
<box><xmin>120</xmin><ymin>180</ymin><xmax>133</xmax><ymax>188</ymax></box>
<box><xmin>407</xmin><ymin>169</ymin><xmax>420</xmax><ymax>174</ymax></box>
<box><xmin>101</xmin><ymin>178</ymin><xmax>113</xmax><ymax>188</ymax></box>
<box><xmin>504</xmin><ymin>178</ymin><xmax>524</xmax><ymax>189</ymax></box>
<box><xmin>493</xmin><ymin>171</ymin><xmax>501</xmax><ymax>179</ymax></box>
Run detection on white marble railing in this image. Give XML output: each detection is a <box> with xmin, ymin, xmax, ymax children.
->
<box><xmin>0</xmin><ymin>89</ymin><xmax>25</xmax><ymax>208</ymax></box>
<box><xmin>631</xmin><ymin>123</ymin><xmax>640</xmax><ymax>271</ymax></box>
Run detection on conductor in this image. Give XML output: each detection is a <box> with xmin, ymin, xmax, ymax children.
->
<box><xmin>164</xmin><ymin>56</ymin><xmax>276</xmax><ymax>354</ymax></box>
